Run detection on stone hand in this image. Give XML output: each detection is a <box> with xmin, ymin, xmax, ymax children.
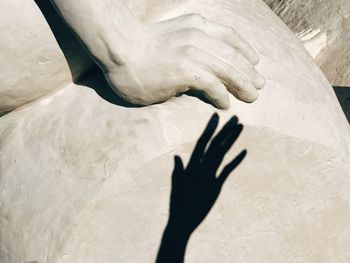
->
<box><xmin>50</xmin><ymin>0</ymin><xmax>264</xmax><ymax>108</ymax></box>
<box><xmin>107</xmin><ymin>14</ymin><xmax>265</xmax><ymax>108</ymax></box>
<box><xmin>167</xmin><ymin>113</ymin><xmax>247</xmax><ymax>234</ymax></box>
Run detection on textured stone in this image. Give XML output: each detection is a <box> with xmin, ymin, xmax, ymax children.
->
<box><xmin>264</xmin><ymin>0</ymin><xmax>350</xmax><ymax>86</ymax></box>
<box><xmin>1</xmin><ymin>0</ymin><xmax>350</xmax><ymax>262</ymax></box>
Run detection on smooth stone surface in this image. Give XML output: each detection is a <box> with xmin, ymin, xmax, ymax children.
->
<box><xmin>1</xmin><ymin>0</ymin><xmax>350</xmax><ymax>262</ymax></box>
<box><xmin>0</xmin><ymin>0</ymin><xmax>95</xmax><ymax>116</ymax></box>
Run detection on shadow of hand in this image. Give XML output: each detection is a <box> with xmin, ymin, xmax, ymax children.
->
<box><xmin>156</xmin><ymin>113</ymin><xmax>246</xmax><ymax>263</ymax></box>
<box><xmin>169</xmin><ymin>113</ymin><xmax>246</xmax><ymax>234</ymax></box>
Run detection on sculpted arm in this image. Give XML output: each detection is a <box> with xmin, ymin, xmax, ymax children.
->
<box><xmin>50</xmin><ymin>0</ymin><xmax>265</xmax><ymax>108</ymax></box>
<box><xmin>50</xmin><ymin>0</ymin><xmax>141</xmax><ymax>67</ymax></box>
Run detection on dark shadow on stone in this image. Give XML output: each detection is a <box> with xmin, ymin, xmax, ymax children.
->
<box><xmin>34</xmin><ymin>0</ymin><xmax>97</xmax><ymax>82</ymax></box>
<box><xmin>79</xmin><ymin>70</ymin><xmax>142</xmax><ymax>108</ymax></box>
<box><xmin>156</xmin><ymin>113</ymin><xmax>246</xmax><ymax>263</ymax></box>
<box><xmin>184</xmin><ymin>90</ymin><xmax>218</xmax><ymax>109</ymax></box>
<box><xmin>34</xmin><ymin>0</ymin><xmax>140</xmax><ymax>108</ymax></box>
<box><xmin>333</xmin><ymin>86</ymin><xmax>350</xmax><ymax>124</ymax></box>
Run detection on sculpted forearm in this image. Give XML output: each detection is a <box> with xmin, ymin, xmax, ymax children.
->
<box><xmin>50</xmin><ymin>0</ymin><xmax>142</xmax><ymax>67</ymax></box>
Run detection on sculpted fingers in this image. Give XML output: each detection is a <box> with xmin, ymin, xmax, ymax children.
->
<box><xmin>166</xmin><ymin>28</ymin><xmax>265</xmax><ymax>90</ymax></box>
<box><xmin>101</xmin><ymin>12</ymin><xmax>265</xmax><ymax>108</ymax></box>
<box><xmin>185</xmin><ymin>14</ymin><xmax>260</xmax><ymax>65</ymax></box>
<box><xmin>153</xmin><ymin>13</ymin><xmax>260</xmax><ymax>65</ymax></box>
<box><xmin>209</xmin><ymin>23</ymin><xmax>260</xmax><ymax>65</ymax></box>
<box><xmin>240</xmin><ymin>65</ymin><xmax>265</xmax><ymax>90</ymax></box>
<box><xmin>152</xmin><ymin>14</ymin><xmax>265</xmax><ymax>104</ymax></box>
<box><xmin>178</xmin><ymin>46</ymin><xmax>258</xmax><ymax>103</ymax></box>
<box><xmin>180</xmin><ymin>62</ymin><xmax>230</xmax><ymax>109</ymax></box>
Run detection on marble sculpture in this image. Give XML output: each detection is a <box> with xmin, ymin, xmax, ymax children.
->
<box><xmin>0</xmin><ymin>0</ymin><xmax>350</xmax><ymax>262</ymax></box>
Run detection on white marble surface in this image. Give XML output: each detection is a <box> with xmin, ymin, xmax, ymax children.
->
<box><xmin>0</xmin><ymin>0</ymin><xmax>95</xmax><ymax>115</ymax></box>
<box><xmin>1</xmin><ymin>0</ymin><xmax>350</xmax><ymax>262</ymax></box>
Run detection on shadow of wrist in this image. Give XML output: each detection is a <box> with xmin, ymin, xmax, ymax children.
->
<box><xmin>166</xmin><ymin>219</ymin><xmax>196</xmax><ymax>240</ymax></box>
